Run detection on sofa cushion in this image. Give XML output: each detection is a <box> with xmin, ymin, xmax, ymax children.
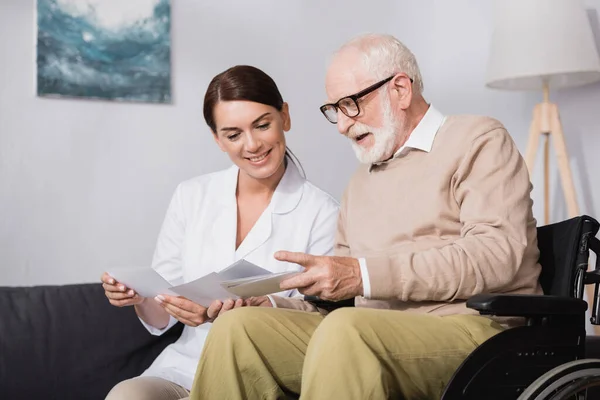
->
<box><xmin>0</xmin><ymin>283</ymin><xmax>183</xmax><ymax>400</ymax></box>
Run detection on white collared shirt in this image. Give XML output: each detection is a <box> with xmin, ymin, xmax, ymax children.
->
<box><xmin>360</xmin><ymin>105</ymin><xmax>446</xmax><ymax>298</ymax></box>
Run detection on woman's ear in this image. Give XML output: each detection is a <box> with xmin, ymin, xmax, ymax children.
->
<box><xmin>212</xmin><ymin>131</ymin><xmax>226</xmax><ymax>152</ymax></box>
<box><xmin>281</xmin><ymin>102</ymin><xmax>291</xmax><ymax>131</ymax></box>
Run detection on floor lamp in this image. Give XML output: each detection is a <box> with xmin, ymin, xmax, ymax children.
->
<box><xmin>486</xmin><ymin>0</ymin><xmax>600</xmax><ymax>334</ymax></box>
<box><xmin>486</xmin><ymin>0</ymin><xmax>600</xmax><ymax>225</ymax></box>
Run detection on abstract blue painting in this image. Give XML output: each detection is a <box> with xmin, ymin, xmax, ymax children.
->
<box><xmin>36</xmin><ymin>0</ymin><xmax>171</xmax><ymax>103</ymax></box>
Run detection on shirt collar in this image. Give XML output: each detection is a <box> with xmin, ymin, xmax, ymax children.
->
<box><xmin>369</xmin><ymin>104</ymin><xmax>446</xmax><ymax>172</ymax></box>
<box><xmin>218</xmin><ymin>160</ymin><xmax>304</xmax><ymax>214</ymax></box>
<box><xmin>270</xmin><ymin>160</ymin><xmax>305</xmax><ymax>214</ymax></box>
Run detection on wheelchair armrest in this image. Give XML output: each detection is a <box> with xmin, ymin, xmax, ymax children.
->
<box><xmin>466</xmin><ymin>294</ymin><xmax>587</xmax><ymax>317</ymax></box>
<box><xmin>303</xmin><ymin>296</ymin><xmax>355</xmax><ymax>312</ymax></box>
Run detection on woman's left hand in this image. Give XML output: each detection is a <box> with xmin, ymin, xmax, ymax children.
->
<box><xmin>244</xmin><ymin>296</ymin><xmax>273</xmax><ymax>308</ymax></box>
<box><xmin>206</xmin><ymin>298</ymin><xmax>245</xmax><ymax>320</ymax></box>
<box><xmin>206</xmin><ymin>296</ymin><xmax>273</xmax><ymax>320</ymax></box>
<box><xmin>154</xmin><ymin>295</ymin><xmax>211</xmax><ymax>327</ymax></box>
<box><xmin>156</xmin><ymin>295</ymin><xmax>274</xmax><ymax>326</ymax></box>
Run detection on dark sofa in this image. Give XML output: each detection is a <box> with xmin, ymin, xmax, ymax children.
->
<box><xmin>3</xmin><ymin>283</ymin><xmax>600</xmax><ymax>400</ymax></box>
<box><xmin>0</xmin><ymin>283</ymin><xmax>184</xmax><ymax>400</ymax></box>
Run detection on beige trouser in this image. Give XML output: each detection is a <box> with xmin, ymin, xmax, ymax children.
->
<box><xmin>105</xmin><ymin>376</ymin><xmax>190</xmax><ymax>400</ymax></box>
<box><xmin>190</xmin><ymin>307</ymin><xmax>505</xmax><ymax>400</ymax></box>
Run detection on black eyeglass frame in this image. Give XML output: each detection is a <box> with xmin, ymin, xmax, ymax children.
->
<box><xmin>319</xmin><ymin>74</ymin><xmax>413</xmax><ymax>124</ymax></box>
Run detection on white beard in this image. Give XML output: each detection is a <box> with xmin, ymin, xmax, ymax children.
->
<box><xmin>348</xmin><ymin>95</ymin><xmax>399</xmax><ymax>165</ymax></box>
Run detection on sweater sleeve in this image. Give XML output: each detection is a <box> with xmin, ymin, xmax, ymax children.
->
<box><xmin>334</xmin><ymin>189</ymin><xmax>351</xmax><ymax>257</ymax></box>
<box><xmin>335</xmin><ymin>189</ymin><xmax>371</xmax><ymax>297</ymax></box>
<box><xmin>365</xmin><ymin>127</ymin><xmax>535</xmax><ymax>302</ymax></box>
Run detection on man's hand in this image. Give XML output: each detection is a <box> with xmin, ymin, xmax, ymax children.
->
<box><xmin>155</xmin><ymin>295</ymin><xmax>213</xmax><ymax>327</ymax></box>
<box><xmin>275</xmin><ymin>252</ymin><xmax>363</xmax><ymax>301</ymax></box>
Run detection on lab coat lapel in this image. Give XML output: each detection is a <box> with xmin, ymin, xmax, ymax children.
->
<box><xmin>208</xmin><ymin>166</ymin><xmax>239</xmax><ymax>270</ymax></box>
<box><xmin>235</xmin><ymin>162</ymin><xmax>304</xmax><ymax>260</ymax></box>
<box><xmin>234</xmin><ymin>207</ymin><xmax>273</xmax><ymax>261</ymax></box>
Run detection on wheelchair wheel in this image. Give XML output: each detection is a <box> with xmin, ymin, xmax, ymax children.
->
<box><xmin>517</xmin><ymin>359</ymin><xmax>600</xmax><ymax>400</ymax></box>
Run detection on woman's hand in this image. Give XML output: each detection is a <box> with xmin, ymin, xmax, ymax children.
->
<box><xmin>155</xmin><ymin>295</ymin><xmax>212</xmax><ymax>327</ymax></box>
<box><xmin>154</xmin><ymin>295</ymin><xmax>274</xmax><ymax>327</ymax></box>
<box><xmin>206</xmin><ymin>296</ymin><xmax>273</xmax><ymax>320</ymax></box>
<box><xmin>244</xmin><ymin>296</ymin><xmax>273</xmax><ymax>308</ymax></box>
<box><xmin>206</xmin><ymin>298</ymin><xmax>245</xmax><ymax>320</ymax></box>
<box><xmin>101</xmin><ymin>272</ymin><xmax>145</xmax><ymax>307</ymax></box>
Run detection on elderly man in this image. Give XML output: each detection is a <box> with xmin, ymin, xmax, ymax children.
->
<box><xmin>189</xmin><ymin>34</ymin><xmax>542</xmax><ymax>400</ymax></box>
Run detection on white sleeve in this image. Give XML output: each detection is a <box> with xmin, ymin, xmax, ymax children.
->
<box><xmin>139</xmin><ymin>315</ymin><xmax>179</xmax><ymax>336</ymax></box>
<box><xmin>306</xmin><ymin>198</ymin><xmax>339</xmax><ymax>257</ymax></box>
<box><xmin>293</xmin><ymin>197</ymin><xmax>339</xmax><ymax>304</ymax></box>
<box><xmin>140</xmin><ymin>183</ymin><xmax>187</xmax><ymax>335</ymax></box>
<box><xmin>266</xmin><ymin>294</ymin><xmax>279</xmax><ymax>308</ymax></box>
<box><xmin>150</xmin><ymin>183</ymin><xmax>187</xmax><ymax>285</ymax></box>
<box><xmin>269</xmin><ymin>198</ymin><xmax>339</xmax><ymax>306</ymax></box>
<box><xmin>358</xmin><ymin>258</ymin><xmax>371</xmax><ymax>298</ymax></box>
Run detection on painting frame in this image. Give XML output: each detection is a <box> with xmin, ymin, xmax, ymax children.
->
<box><xmin>35</xmin><ymin>0</ymin><xmax>172</xmax><ymax>104</ymax></box>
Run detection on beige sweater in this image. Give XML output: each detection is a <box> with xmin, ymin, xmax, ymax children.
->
<box><xmin>273</xmin><ymin>115</ymin><xmax>542</xmax><ymax>315</ymax></box>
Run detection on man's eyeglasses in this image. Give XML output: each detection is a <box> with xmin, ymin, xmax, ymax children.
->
<box><xmin>319</xmin><ymin>75</ymin><xmax>412</xmax><ymax>124</ymax></box>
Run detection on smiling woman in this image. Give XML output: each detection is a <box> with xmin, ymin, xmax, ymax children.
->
<box><xmin>101</xmin><ymin>65</ymin><xmax>339</xmax><ymax>399</ymax></box>
<box><xmin>204</xmin><ymin>65</ymin><xmax>304</xmax><ymax>181</ymax></box>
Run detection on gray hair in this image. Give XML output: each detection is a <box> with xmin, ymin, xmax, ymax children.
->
<box><xmin>337</xmin><ymin>33</ymin><xmax>424</xmax><ymax>94</ymax></box>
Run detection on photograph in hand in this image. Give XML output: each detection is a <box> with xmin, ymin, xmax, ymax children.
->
<box><xmin>108</xmin><ymin>259</ymin><xmax>297</xmax><ymax>307</ymax></box>
<box><xmin>106</xmin><ymin>267</ymin><xmax>178</xmax><ymax>299</ymax></box>
<box><xmin>220</xmin><ymin>271</ymin><xmax>299</xmax><ymax>297</ymax></box>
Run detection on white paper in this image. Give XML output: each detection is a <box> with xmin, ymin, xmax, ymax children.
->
<box><xmin>108</xmin><ymin>260</ymin><xmax>299</xmax><ymax>306</ymax></box>
<box><xmin>220</xmin><ymin>271</ymin><xmax>299</xmax><ymax>297</ymax></box>
<box><xmin>107</xmin><ymin>268</ymin><xmax>178</xmax><ymax>298</ymax></box>
<box><xmin>217</xmin><ymin>259</ymin><xmax>271</xmax><ymax>281</ymax></box>
<box><xmin>169</xmin><ymin>272</ymin><xmax>238</xmax><ymax>307</ymax></box>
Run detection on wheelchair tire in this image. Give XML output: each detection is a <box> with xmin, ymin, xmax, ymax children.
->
<box><xmin>517</xmin><ymin>359</ymin><xmax>600</xmax><ymax>400</ymax></box>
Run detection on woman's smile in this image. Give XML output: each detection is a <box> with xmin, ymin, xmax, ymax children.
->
<box><xmin>245</xmin><ymin>148</ymin><xmax>272</xmax><ymax>165</ymax></box>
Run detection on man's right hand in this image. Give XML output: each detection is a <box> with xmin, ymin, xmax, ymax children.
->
<box><xmin>101</xmin><ymin>272</ymin><xmax>145</xmax><ymax>307</ymax></box>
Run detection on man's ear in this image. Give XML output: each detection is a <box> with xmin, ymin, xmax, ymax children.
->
<box><xmin>390</xmin><ymin>74</ymin><xmax>413</xmax><ymax>110</ymax></box>
<box><xmin>281</xmin><ymin>102</ymin><xmax>291</xmax><ymax>131</ymax></box>
<box><xmin>212</xmin><ymin>131</ymin><xmax>226</xmax><ymax>152</ymax></box>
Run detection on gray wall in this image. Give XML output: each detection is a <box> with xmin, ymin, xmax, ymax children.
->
<box><xmin>1</xmin><ymin>0</ymin><xmax>599</xmax><ymax>286</ymax></box>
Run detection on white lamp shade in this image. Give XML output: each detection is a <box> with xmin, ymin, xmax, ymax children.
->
<box><xmin>486</xmin><ymin>0</ymin><xmax>600</xmax><ymax>91</ymax></box>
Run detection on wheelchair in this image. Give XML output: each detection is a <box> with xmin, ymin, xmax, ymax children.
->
<box><xmin>441</xmin><ymin>215</ymin><xmax>600</xmax><ymax>400</ymax></box>
<box><xmin>308</xmin><ymin>215</ymin><xmax>600</xmax><ymax>399</ymax></box>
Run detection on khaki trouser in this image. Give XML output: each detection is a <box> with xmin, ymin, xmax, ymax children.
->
<box><xmin>190</xmin><ymin>307</ymin><xmax>505</xmax><ymax>400</ymax></box>
<box><xmin>105</xmin><ymin>376</ymin><xmax>190</xmax><ymax>400</ymax></box>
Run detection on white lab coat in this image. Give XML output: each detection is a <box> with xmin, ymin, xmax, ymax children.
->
<box><xmin>139</xmin><ymin>162</ymin><xmax>339</xmax><ymax>390</ymax></box>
